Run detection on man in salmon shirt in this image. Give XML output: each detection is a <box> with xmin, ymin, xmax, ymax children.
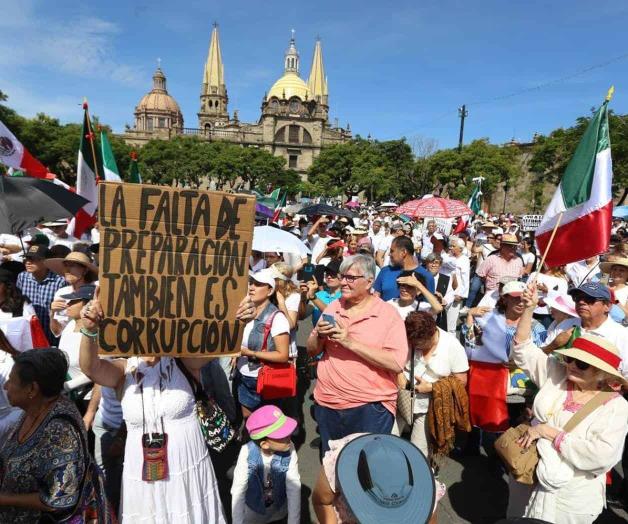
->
<box><xmin>307</xmin><ymin>254</ymin><xmax>409</xmax><ymax>456</ymax></box>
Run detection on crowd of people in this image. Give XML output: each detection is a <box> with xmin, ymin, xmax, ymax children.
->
<box><xmin>0</xmin><ymin>207</ymin><xmax>627</xmax><ymax>524</ymax></box>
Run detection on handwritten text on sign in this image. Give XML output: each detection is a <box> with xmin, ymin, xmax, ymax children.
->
<box><xmin>98</xmin><ymin>182</ymin><xmax>255</xmax><ymax>357</ymax></box>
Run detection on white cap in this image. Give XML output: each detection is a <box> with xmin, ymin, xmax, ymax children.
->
<box><xmin>492</xmin><ymin>227</ymin><xmax>504</xmax><ymax>235</ymax></box>
<box><xmin>249</xmin><ymin>269</ymin><xmax>276</xmax><ymax>290</ymax></box>
<box><xmin>501</xmin><ymin>280</ymin><xmax>526</xmax><ymax>297</ymax></box>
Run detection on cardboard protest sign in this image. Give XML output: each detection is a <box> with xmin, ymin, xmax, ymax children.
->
<box><xmin>98</xmin><ymin>182</ymin><xmax>255</xmax><ymax>357</ymax></box>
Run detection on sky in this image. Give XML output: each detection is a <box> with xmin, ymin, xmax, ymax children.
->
<box><xmin>1</xmin><ymin>0</ymin><xmax>627</xmax><ymax>151</ymax></box>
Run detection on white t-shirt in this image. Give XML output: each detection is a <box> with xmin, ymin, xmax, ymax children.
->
<box><xmin>403</xmin><ymin>328</ymin><xmax>469</xmax><ymax>413</ymax></box>
<box><xmin>376</xmin><ymin>236</ymin><xmax>393</xmax><ymax>266</ymax></box>
<box><xmin>387</xmin><ymin>299</ymin><xmax>432</xmax><ymax>320</ymax></box>
<box><xmin>310</xmin><ymin>234</ymin><xmax>331</xmax><ymax>265</ymax></box>
<box><xmin>565</xmin><ymin>259</ymin><xmax>600</xmax><ymax>287</ymax></box>
<box><xmin>521</xmin><ymin>252</ymin><xmax>536</xmax><ymax>270</ymax></box>
<box><xmin>231</xmin><ymin>442</ymin><xmax>301</xmax><ymax>524</ymax></box>
<box><xmin>237</xmin><ymin>312</ymin><xmax>290</xmax><ymax>378</ymax></box>
<box><xmin>58</xmin><ymin>320</ymin><xmax>83</xmax><ymax>379</ymax></box>
<box><xmin>284</xmin><ymin>293</ymin><xmax>301</xmax><ymax>358</ymax></box>
<box><xmin>544</xmin><ymin>316</ymin><xmax>628</xmax><ymax>378</ymax></box>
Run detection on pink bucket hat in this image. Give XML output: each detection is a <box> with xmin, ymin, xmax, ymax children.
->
<box><xmin>246</xmin><ymin>405</ymin><xmax>297</xmax><ymax>440</ymax></box>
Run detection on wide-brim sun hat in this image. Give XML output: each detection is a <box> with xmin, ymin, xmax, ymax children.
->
<box><xmin>554</xmin><ymin>333</ymin><xmax>625</xmax><ymax>381</ymax></box>
<box><xmin>336</xmin><ymin>434</ymin><xmax>435</xmax><ymax>524</ymax></box>
<box><xmin>44</xmin><ymin>251</ymin><xmax>98</xmax><ymax>280</ymax></box>
<box><xmin>500</xmin><ymin>233</ymin><xmax>519</xmax><ymax>245</ymax></box>
<box><xmin>543</xmin><ymin>293</ymin><xmax>577</xmax><ymax>318</ymax></box>
<box><xmin>599</xmin><ymin>255</ymin><xmax>628</xmax><ymax>274</ymax></box>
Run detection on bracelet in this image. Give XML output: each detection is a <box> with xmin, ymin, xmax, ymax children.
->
<box><xmin>80</xmin><ymin>327</ymin><xmax>98</xmax><ymax>339</ymax></box>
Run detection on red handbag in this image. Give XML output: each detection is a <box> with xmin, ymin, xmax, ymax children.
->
<box><xmin>256</xmin><ymin>312</ymin><xmax>297</xmax><ymax>400</ymax></box>
<box><xmin>30</xmin><ymin>315</ymin><xmax>50</xmax><ymax>348</ymax></box>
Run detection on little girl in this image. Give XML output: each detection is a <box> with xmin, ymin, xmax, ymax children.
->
<box><xmin>231</xmin><ymin>405</ymin><xmax>301</xmax><ymax>524</ymax></box>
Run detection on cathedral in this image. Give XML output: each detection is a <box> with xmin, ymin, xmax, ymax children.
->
<box><xmin>122</xmin><ymin>26</ymin><xmax>351</xmax><ymax>176</ymax></box>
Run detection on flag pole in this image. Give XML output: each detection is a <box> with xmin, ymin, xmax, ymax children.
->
<box><xmin>530</xmin><ymin>211</ymin><xmax>564</xmax><ymax>286</ymax></box>
<box><xmin>83</xmin><ymin>99</ymin><xmax>101</xmax><ymax>181</ymax></box>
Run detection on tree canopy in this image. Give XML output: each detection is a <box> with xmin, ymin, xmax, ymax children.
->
<box><xmin>529</xmin><ymin>110</ymin><xmax>628</xmax><ymax>205</ymax></box>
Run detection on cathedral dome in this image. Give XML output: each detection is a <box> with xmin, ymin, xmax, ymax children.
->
<box><xmin>136</xmin><ymin>91</ymin><xmax>182</xmax><ymax>113</ymax></box>
<box><xmin>268</xmin><ymin>72</ymin><xmax>310</xmax><ymax>100</ymax></box>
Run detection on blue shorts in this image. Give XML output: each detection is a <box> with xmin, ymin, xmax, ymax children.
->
<box><xmin>237</xmin><ymin>373</ymin><xmax>261</xmax><ymax>410</ymax></box>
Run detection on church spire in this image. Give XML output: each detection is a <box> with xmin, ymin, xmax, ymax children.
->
<box><xmin>284</xmin><ymin>29</ymin><xmax>300</xmax><ymax>74</ymax></box>
<box><xmin>203</xmin><ymin>23</ymin><xmax>225</xmax><ymax>93</ymax></box>
<box><xmin>307</xmin><ymin>37</ymin><xmax>328</xmax><ymax>103</ymax></box>
<box><xmin>198</xmin><ymin>23</ymin><xmax>229</xmax><ymax>129</ymax></box>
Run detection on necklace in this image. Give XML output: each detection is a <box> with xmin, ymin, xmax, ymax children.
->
<box><xmin>18</xmin><ymin>396</ymin><xmax>58</xmax><ymax>444</ymax></box>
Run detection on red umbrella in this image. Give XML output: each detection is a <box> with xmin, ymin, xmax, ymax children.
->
<box><xmin>396</xmin><ymin>197</ymin><xmax>472</xmax><ymax>218</ymax></box>
<box><xmin>345</xmin><ymin>200</ymin><xmax>360</xmax><ymax>208</ymax></box>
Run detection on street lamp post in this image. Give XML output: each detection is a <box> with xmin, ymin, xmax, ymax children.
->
<box><xmin>502</xmin><ymin>180</ymin><xmax>509</xmax><ymax>214</ymax></box>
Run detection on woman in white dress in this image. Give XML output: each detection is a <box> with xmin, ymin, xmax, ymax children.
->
<box><xmin>78</xmin><ymin>291</ymin><xmax>255</xmax><ymax>523</ymax></box>
<box><xmin>508</xmin><ymin>286</ymin><xmax>628</xmax><ymax>523</ymax></box>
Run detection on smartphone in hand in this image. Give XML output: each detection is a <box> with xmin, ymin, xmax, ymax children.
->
<box><xmin>322</xmin><ymin>313</ymin><xmax>336</xmax><ymax>327</ymax></box>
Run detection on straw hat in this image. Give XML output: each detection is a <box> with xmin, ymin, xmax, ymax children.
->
<box><xmin>554</xmin><ymin>333</ymin><xmax>625</xmax><ymax>380</ymax></box>
<box><xmin>44</xmin><ymin>251</ymin><xmax>98</xmax><ymax>280</ymax></box>
<box><xmin>500</xmin><ymin>233</ymin><xmax>519</xmax><ymax>245</ymax></box>
<box><xmin>599</xmin><ymin>255</ymin><xmax>628</xmax><ymax>274</ymax></box>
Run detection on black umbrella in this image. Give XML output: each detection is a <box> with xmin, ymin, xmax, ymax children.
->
<box><xmin>297</xmin><ymin>203</ymin><xmax>356</xmax><ymax>219</ymax></box>
<box><xmin>0</xmin><ymin>176</ymin><xmax>89</xmax><ymax>234</ymax></box>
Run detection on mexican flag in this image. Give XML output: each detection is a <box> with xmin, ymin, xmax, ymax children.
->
<box><xmin>535</xmin><ymin>97</ymin><xmax>614</xmax><ymax>267</ymax></box>
<box><xmin>271</xmin><ymin>190</ymin><xmax>286</xmax><ymax>223</ymax></box>
<box><xmin>128</xmin><ymin>151</ymin><xmax>142</xmax><ymax>183</ymax></box>
<box><xmin>67</xmin><ymin>103</ymin><xmax>99</xmax><ymax>238</ymax></box>
<box><xmin>467</xmin><ymin>184</ymin><xmax>482</xmax><ymax>215</ymax></box>
<box><xmin>0</xmin><ymin>119</ymin><xmax>48</xmax><ymax>178</ymax></box>
<box><xmin>100</xmin><ymin>130</ymin><xmax>122</xmax><ymax>182</ymax></box>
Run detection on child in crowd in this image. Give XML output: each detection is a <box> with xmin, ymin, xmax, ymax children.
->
<box><xmin>231</xmin><ymin>405</ymin><xmax>301</xmax><ymax>524</ymax></box>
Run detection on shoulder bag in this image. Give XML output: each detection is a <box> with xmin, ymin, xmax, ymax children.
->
<box><xmin>256</xmin><ymin>312</ymin><xmax>297</xmax><ymax>400</ymax></box>
<box><xmin>397</xmin><ymin>349</ymin><xmax>415</xmax><ymax>427</ymax></box>
<box><xmin>175</xmin><ymin>359</ymin><xmax>235</xmax><ymax>453</ymax></box>
<box><xmin>495</xmin><ymin>390</ymin><xmax>615</xmax><ymax>485</ymax></box>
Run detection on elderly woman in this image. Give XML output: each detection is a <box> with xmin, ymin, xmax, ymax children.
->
<box><xmin>47</xmin><ymin>251</ymin><xmax>98</xmax><ymax>339</ymax></box>
<box><xmin>0</xmin><ymin>348</ymin><xmax>95</xmax><ymax>522</ymax></box>
<box><xmin>393</xmin><ymin>311</ymin><xmax>468</xmax><ymax>457</ymax></box>
<box><xmin>508</xmin><ymin>286</ymin><xmax>628</xmax><ymax>523</ymax></box>
<box><xmin>307</xmin><ymin>254</ymin><xmax>409</xmax><ymax>455</ymax></box>
<box><xmin>78</xmin><ymin>292</ymin><xmax>256</xmax><ymax>523</ymax></box>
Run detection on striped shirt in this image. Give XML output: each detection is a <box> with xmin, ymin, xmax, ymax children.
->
<box><xmin>16</xmin><ymin>270</ymin><xmax>67</xmax><ymax>344</ymax></box>
<box><xmin>475</xmin><ymin>253</ymin><xmax>523</xmax><ymax>291</ymax></box>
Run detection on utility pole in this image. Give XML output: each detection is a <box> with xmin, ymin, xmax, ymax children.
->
<box><xmin>458</xmin><ymin>104</ymin><xmax>468</xmax><ymax>152</ymax></box>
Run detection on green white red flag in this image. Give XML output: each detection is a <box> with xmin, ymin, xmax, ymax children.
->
<box><xmin>128</xmin><ymin>151</ymin><xmax>142</xmax><ymax>183</ymax></box>
<box><xmin>100</xmin><ymin>129</ymin><xmax>122</xmax><ymax>182</ymax></box>
<box><xmin>0</xmin><ymin>119</ymin><xmax>48</xmax><ymax>178</ymax></box>
<box><xmin>535</xmin><ymin>97</ymin><xmax>614</xmax><ymax>267</ymax></box>
<box><xmin>67</xmin><ymin>103</ymin><xmax>99</xmax><ymax>238</ymax></box>
<box><xmin>271</xmin><ymin>190</ymin><xmax>286</xmax><ymax>223</ymax></box>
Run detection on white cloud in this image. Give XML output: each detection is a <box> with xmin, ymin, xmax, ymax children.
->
<box><xmin>0</xmin><ymin>3</ymin><xmax>143</xmax><ymax>87</ymax></box>
<box><xmin>1</xmin><ymin>80</ymin><xmax>82</xmax><ymax>122</ymax></box>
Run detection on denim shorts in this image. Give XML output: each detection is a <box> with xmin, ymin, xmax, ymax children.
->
<box><xmin>237</xmin><ymin>373</ymin><xmax>261</xmax><ymax>410</ymax></box>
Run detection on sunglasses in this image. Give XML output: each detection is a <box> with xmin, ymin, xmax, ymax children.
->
<box><xmin>571</xmin><ymin>293</ymin><xmax>602</xmax><ymax>305</ymax></box>
<box><xmin>563</xmin><ymin>356</ymin><xmax>591</xmax><ymax>371</ymax></box>
<box><xmin>324</xmin><ymin>271</ymin><xmax>339</xmax><ymax>279</ymax></box>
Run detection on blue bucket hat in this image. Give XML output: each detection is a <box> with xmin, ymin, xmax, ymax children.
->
<box><xmin>568</xmin><ymin>281</ymin><xmax>611</xmax><ymax>302</ymax></box>
<box><xmin>336</xmin><ymin>434</ymin><xmax>435</xmax><ymax>524</ymax></box>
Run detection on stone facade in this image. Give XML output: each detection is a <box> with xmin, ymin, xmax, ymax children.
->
<box><xmin>122</xmin><ymin>26</ymin><xmax>351</xmax><ymax>177</ymax></box>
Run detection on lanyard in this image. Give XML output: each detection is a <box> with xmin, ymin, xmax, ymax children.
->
<box><xmin>139</xmin><ymin>359</ymin><xmax>166</xmax><ymax>436</ymax></box>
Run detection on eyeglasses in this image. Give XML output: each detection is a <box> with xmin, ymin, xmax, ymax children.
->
<box><xmin>339</xmin><ymin>273</ymin><xmax>365</xmax><ymax>283</ymax></box>
<box><xmin>563</xmin><ymin>356</ymin><xmax>591</xmax><ymax>371</ymax></box>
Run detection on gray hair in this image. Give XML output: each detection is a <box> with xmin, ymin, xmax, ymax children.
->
<box><xmin>424</xmin><ymin>252</ymin><xmax>443</xmax><ymax>264</ymax></box>
<box><xmin>339</xmin><ymin>254</ymin><xmax>377</xmax><ymax>280</ymax></box>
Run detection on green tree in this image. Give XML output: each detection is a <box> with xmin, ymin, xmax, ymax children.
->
<box><xmin>529</xmin><ymin>110</ymin><xmax>628</xmax><ymax>204</ymax></box>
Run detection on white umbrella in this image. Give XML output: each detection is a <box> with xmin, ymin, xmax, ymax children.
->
<box><xmin>378</xmin><ymin>202</ymin><xmax>398</xmax><ymax>208</ymax></box>
<box><xmin>253</xmin><ymin>226</ymin><xmax>311</xmax><ymax>255</ymax></box>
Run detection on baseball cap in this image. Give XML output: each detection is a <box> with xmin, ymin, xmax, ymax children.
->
<box><xmin>249</xmin><ymin>269</ymin><xmax>276</xmax><ymax>291</ymax></box>
<box><xmin>61</xmin><ymin>284</ymin><xmax>96</xmax><ymax>302</ymax></box>
<box><xmin>568</xmin><ymin>281</ymin><xmax>611</xmax><ymax>302</ymax></box>
<box><xmin>246</xmin><ymin>405</ymin><xmax>297</xmax><ymax>440</ymax></box>
<box><xmin>501</xmin><ymin>281</ymin><xmax>526</xmax><ymax>297</ymax></box>
<box><xmin>24</xmin><ymin>244</ymin><xmax>51</xmax><ymax>260</ymax></box>
<box><xmin>26</xmin><ymin>233</ymin><xmax>50</xmax><ymax>247</ymax></box>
